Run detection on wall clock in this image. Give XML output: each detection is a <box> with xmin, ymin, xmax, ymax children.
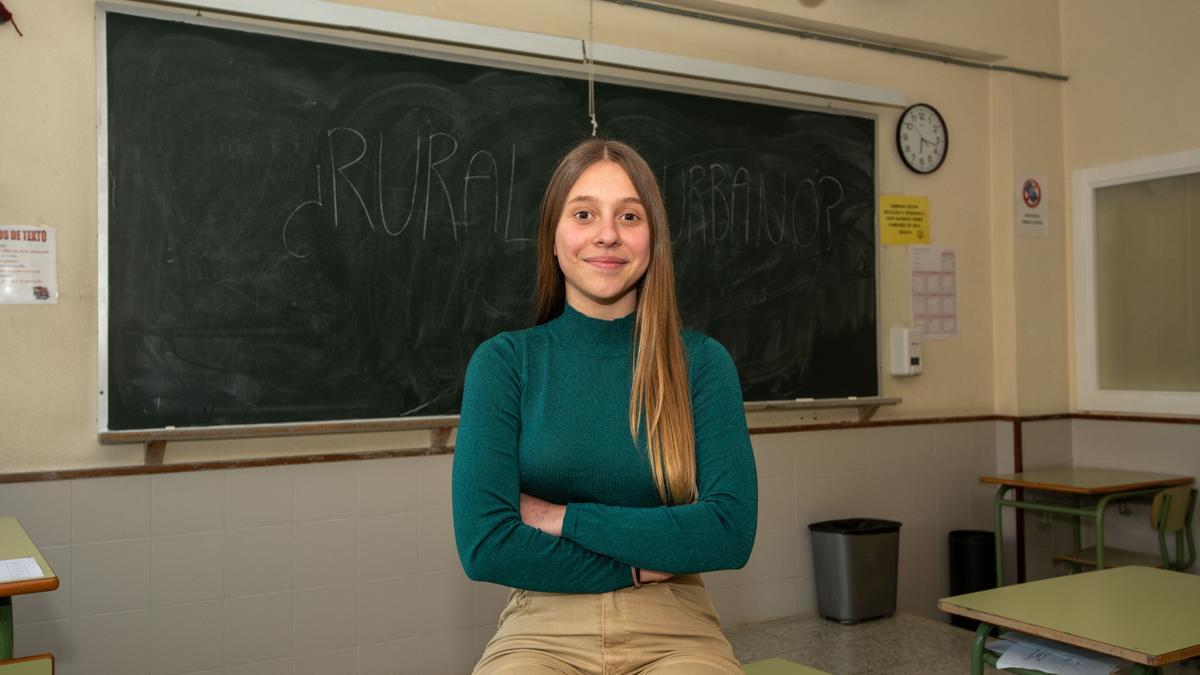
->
<box><xmin>896</xmin><ymin>103</ymin><xmax>947</xmax><ymax>174</ymax></box>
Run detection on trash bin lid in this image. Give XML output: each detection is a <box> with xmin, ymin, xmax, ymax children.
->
<box><xmin>808</xmin><ymin>518</ymin><xmax>901</xmax><ymax>534</ymax></box>
<box><xmin>948</xmin><ymin>529</ymin><xmax>995</xmax><ymax>544</ymax></box>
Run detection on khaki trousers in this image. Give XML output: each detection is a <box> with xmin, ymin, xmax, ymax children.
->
<box><xmin>474</xmin><ymin>574</ymin><xmax>742</xmax><ymax>675</ymax></box>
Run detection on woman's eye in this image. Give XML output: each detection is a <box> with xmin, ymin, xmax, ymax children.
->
<box><xmin>573</xmin><ymin>210</ymin><xmax>593</xmax><ymax>220</ymax></box>
<box><xmin>619</xmin><ymin>212</ymin><xmax>642</xmax><ymax>222</ymax></box>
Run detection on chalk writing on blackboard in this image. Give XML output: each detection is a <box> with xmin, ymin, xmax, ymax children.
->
<box><xmin>280</xmin><ymin>127</ymin><xmax>848</xmax><ymax>258</ymax></box>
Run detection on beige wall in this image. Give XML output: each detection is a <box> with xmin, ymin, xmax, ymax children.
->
<box><xmin>0</xmin><ymin>0</ymin><xmax>1180</xmax><ymax>473</ymax></box>
<box><xmin>1060</xmin><ymin>0</ymin><xmax>1200</xmax><ymax>406</ymax></box>
<box><xmin>1011</xmin><ymin>73</ymin><xmax>1070</xmax><ymax>415</ymax></box>
<box><xmin>1061</xmin><ymin>0</ymin><xmax>1200</xmax><ymax>169</ymax></box>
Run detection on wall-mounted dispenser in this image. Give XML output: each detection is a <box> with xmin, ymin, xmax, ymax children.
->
<box><xmin>889</xmin><ymin>326</ymin><xmax>922</xmax><ymax>376</ymax></box>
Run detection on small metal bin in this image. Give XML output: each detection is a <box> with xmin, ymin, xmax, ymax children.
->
<box><xmin>808</xmin><ymin>518</ymin><xmax>901</xmax><ymax>623</ymax></box>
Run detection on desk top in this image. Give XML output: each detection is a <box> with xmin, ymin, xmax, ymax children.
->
<box><xmin>939</xmin><ymin>566</ymin><xmax>1200</xmax><ymax>666</ymax></box>
<box><xmin>979</xmin><ymin>467</ymin><xmax>1194</xmax><ymax>495</ymax></box>
<box><xmin>0</xmin><ymin>654</ymin><xmax>54</xmax><ymax>674</ymax></box>
<box><xmin>0</xmin><ymin>517</ymin><xmax>58</xmax><ymax>597</ymax></box>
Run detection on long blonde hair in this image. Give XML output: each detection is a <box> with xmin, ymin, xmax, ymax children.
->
<box><xmin>534</xmin><ymin>138</ymin><xmax>696</xmax><ymax>505</ymax></box>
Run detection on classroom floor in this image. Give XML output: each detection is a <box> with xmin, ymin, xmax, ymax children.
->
<box><xmin>725</xmin><ymin>612</ymin><xmax>1200</xmax><ymax>674</ymax></box>
<box><xmin>726</xmin><ymin>612</ymin><xmax>988</xmax><ymax>674</ymax></box>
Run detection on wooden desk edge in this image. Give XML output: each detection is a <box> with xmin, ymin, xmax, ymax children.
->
<box><xmin>937</xmin><ymin>600</ymin><xmax>1200</xmax><ymax>667</ymax></box>
<box><xmin>978</xmin><ymin>475</ymin><xmax>1194</xmax><ymax>495</ymax></box>
<box><xmin>0</xmin><ymin>575</ymin><xmax>59</xmax><ymax>597</ymax></box>
<box><xmin>0</xmin><ymin>653</ymin><xmax>54</xmax><ymax>667</ymax></box>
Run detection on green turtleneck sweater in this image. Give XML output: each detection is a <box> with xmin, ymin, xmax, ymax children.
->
<box><xmin>452</xmin><ymin>304</ymin><xmax>758</xmax><ymax>593</ymax></box>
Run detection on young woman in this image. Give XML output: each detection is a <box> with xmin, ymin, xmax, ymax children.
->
<box><xmin>452</xmin><ymin>138</ymin><xmax>758</xmax><ymax>674</ymax></box>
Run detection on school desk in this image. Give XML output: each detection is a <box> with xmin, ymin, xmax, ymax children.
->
<box><xmin>979</xmin><ymin>468</ymin><xmax>1194</xmax><ymax>584</ymax></box>
<box><xmin>0</xmin><ymin>653</ymin><xmax>54</xmax><ymax>674</ymax></box>
<box><xmin>938</xmin><ymin>566</ymin><xmax>1200</xmax><ymax>674</ymax></box>
<box><xmin>0</xmin><ymin>518</ymin><xmax>58</xmax><ymax>660</ymax></box>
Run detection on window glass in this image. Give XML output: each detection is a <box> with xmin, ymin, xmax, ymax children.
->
<box><xmin>1095</xmin><ymin>172</ymin><xmax>1200</xmax><ymax>391</ymax></box>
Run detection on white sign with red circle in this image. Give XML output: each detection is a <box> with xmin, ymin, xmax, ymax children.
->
<box><xmin>1016</xmin><ymin>172</ymin><xmax>1048</xmax><ymax>238</ymax></box>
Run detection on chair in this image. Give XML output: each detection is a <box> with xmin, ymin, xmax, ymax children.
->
<box><xmin>1054</xmin><ymin>487</ymin><xmax>1197</xmax><ymax>572</ymax></box>
<box><xmin>0</xmin><ymin>653</ymin><xmax>54</xmax><ymax>674</ymax></box>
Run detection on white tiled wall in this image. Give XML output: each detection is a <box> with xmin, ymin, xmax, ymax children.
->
<box><xmin>1008</xmin><ymin>418</ymin><xmax>1200</xmax><ymax>584</ymax></box>
<box><xmin>706</xmin><ymin>421</ymin><xmax>1000</xmax><ymax>627</ymax></box>
<box><xmin>1</xmin><ymin>422</ymin><xmax>1001</xmax><ymax>675</ymax></box>
<box><xmin>1017</xmin><ymin>419</ymin><xmax>1074</xmax><ymax>582</ymax></box>
<box><xmin>1070</xmin><ymin>419</ymin><xmax>1200</xmax><ymax>575</ymax></box>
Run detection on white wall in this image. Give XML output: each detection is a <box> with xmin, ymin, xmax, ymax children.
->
<box><xmin>1070</xmin><ymin>419</ymin><xmax>1200</xmax><ymax>575</ymax></box>
<box><xmin>2</xmin><ymin>421</ymin><xmax>999</xmax><ymax>674</ymax></box>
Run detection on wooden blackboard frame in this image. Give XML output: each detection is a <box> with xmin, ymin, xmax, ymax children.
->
<box><xmin>96</xmin><ymin>2</ymin><xmax>887</xmax><ymax>439</ymax></box>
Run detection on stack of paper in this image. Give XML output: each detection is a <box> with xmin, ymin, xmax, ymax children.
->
<box><xmin>0</xmin><ymin>557</ymin><xmax>44</xmax><ymax>582</ymax></box>
<box><xmin>990</xmin><ymin>632</ymin><xmax>1126</xmax><ymax>675</ymax></box>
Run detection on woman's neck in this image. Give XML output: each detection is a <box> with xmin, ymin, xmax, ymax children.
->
<box><xmin>563</xmin><ymin>290</ymin><xmax>638</xmax><ymax>320</ymax></box>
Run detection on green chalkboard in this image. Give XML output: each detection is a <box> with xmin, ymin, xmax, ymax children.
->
<box><xmin>103</xmin><ymin>11</ymin><xmax>877</xmax><ymax>431</ymax></box>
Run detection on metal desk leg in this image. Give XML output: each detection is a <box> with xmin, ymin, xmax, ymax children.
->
<box><xmin>994</xmin><ymin>486</ymin><xmax>1012</xmax><ymax>585</ymax></box>
<box><xmin>971</xmin><ymin>621</ymin><xmax>992</xmax><ymax>675</ymax></box>
<box><xmin>1080</xmin><ymin>492</ymin><xmax>1089</xmax><ymax>559</ymax></box>
<box><xmin>1088</xmin><ymin>491</ymin><xmax>1126</xmax><ymax>571</ymax></box>
<box><xmin>1091</xmin><ymin>492</ymin><xmax>1133</xmax><ymax>570</ymax></box>
<box><xmin>1</xmin><ymin>595</ymin><xmax>12</xmax><ymax>660</ymax></box>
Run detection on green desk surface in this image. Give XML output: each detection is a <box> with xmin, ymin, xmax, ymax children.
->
<box><xmin>0</xmin><ymin>518</ymin><xmax>56</xmax><ymax>597</ymax></box>
<box><xmin>939</xmin><ymin>566</ymin><xmax>1200</xmax><ymax>666</ymax></box>
<box><xmin>980</xmin><ymin>468</ymin><xmax>1193</xmax><ymax>495</ymax></box>
<box><xmin>741</xmin><ymin>658</ymin><xmax>829</xmax><ymax>674</ymax></box>
<box><xmin>0</xmin><ymin>654</ymin><xmax>54</xmax><ymax>674</ymax></box>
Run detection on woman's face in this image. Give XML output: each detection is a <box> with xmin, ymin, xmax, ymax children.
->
<box><xmin>554</xmin><ymin>160</ymin><xmax>651</xmax><ymax>320</ymax></box>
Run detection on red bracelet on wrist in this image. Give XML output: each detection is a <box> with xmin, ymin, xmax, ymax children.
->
<box><xmin>631</xmin><ymin>566</ymin><xmax>642</xmax><ymax>588</ymax></box>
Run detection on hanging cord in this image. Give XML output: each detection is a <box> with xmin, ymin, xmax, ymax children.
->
<box><xmin>0</xmin><ymin>1</ymin><xmax>24</xmax><ymax>36</ymax></box>
<box><xmin>586</xmin><ymin>0</ymin><xmax>598</xmax><ymax>136</ymax></box>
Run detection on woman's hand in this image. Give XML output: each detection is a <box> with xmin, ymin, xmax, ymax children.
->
<box><xmin>519</xmin><ymin>494</ymin><xmax>673</xmax><ymax>584</ymax></box>
<box><xmin>520</xmin><ymin>493</ymin><xmax>566</xmax><ymax>537</ymax></box>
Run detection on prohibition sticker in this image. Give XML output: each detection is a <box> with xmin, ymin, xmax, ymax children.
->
<box><xmin>1022</xmin><ymin>178</ymin><xmax>1042</xmax><ymax>208</ymax></box>
<box><xmin>1016</xmin><ymin>172</ymin><xmax>1048</xmax><ymax>238</ymax></box>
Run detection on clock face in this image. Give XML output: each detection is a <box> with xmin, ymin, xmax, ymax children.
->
<box><xmin>897</xmin><ymin>103</ymin><xmax>947</xmax><ymax>174</ymax></box>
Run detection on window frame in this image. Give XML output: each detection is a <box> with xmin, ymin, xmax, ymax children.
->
<box><xmin>1072</xmin><ymin>147</ymin><xmax>1200</xmax><ymax>415</ymax></box>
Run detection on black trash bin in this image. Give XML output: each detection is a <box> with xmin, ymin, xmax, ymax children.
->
<box><xmin>947</xmin><ymin>530</ymin><xmax>997</xmax><ymax>630</ymax></box>
<box><xmin>808</xmin><ymin>518</ymin><xmax>901</xmax><ymax>624</ymax></box>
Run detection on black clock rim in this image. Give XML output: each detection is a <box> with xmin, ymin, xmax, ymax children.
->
<box><xmin>896</xmin><ymin>102</ymin><xmax>948</xmax><ymax>174</ymax></box>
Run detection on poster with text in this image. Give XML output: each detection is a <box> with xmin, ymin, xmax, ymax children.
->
<box><xmin>910</xmin><ymin>245</ymin><xmax>957</xmax><ymax>339</ymax></box>
<box><xmin>880</xmin><ymin>194</ymin><xmax>931</xmax><ymax>245</ymax></box>
<box><xmin>0</xmin><ymin>226</ymin><xmax>58</xmax><ymax>304</ymax></box>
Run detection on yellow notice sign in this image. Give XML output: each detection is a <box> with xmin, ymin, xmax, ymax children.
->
<box><xmin>880</xmin><ymin>195</ymin><xmax>930</xmax><ymax>245</ymax></box>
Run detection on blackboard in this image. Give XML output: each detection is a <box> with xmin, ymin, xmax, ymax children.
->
<box><xmin>103</xmin><ymin>11</ymin><xmax>877</xmax><ymax>432</ymax></box>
